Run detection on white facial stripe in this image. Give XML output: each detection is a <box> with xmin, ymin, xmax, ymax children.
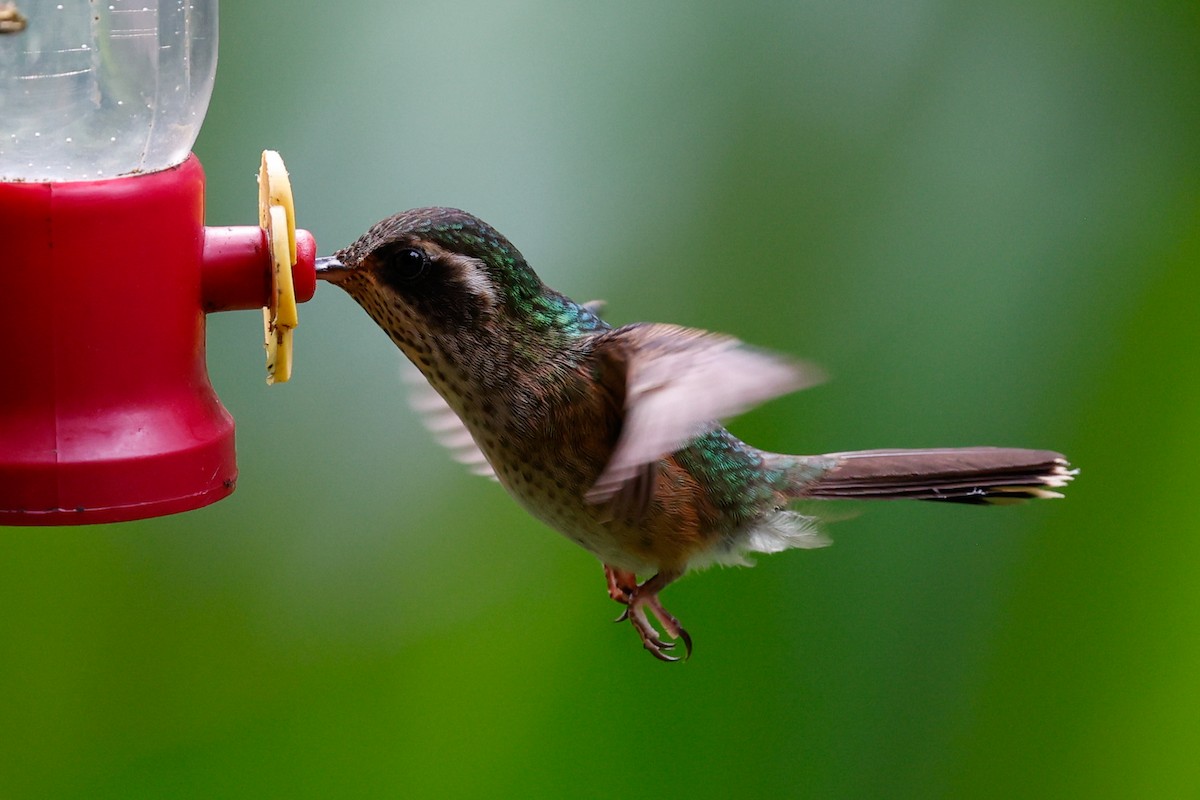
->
<box><xmin>443</xmin><ymin>252</ymin><xmax>499</xmax><ymax>308</ymax></box>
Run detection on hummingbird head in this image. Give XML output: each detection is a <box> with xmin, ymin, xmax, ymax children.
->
<box><xmin>316</xmin><ymin>207</ymin><xmax>601</xmax><ymax>383</ymax></box>
<box><xmin>315</xmin><ymin>207</ymin><xmax>544</xmax><ymax>336</ymax></box>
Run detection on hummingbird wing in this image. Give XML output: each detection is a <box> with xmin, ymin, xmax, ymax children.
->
<box><xmin>581</xmin><ymin>299</ymin><xmax>606</xmax><ymax>317</ymax></box>
<box><xmin>586</xmin><ymin>323</ymin><xmax>824</xmax><ymax>505</ymax></box>
<box><xmin>401</xmin><ymin>361</ymin><xmax>498</xmax><ymax>481</ymax></box>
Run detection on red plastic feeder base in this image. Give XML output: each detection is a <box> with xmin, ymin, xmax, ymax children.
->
<box><xmin>0</xmin><ymin>157</ymin><xmax>236</xmax><ymax>524</ymax></box>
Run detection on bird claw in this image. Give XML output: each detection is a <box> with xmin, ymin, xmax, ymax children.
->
<box><xmin>602</xmin><ymin>566</ymin><xmax>691</xmax><ymax>661</ymax></box>
<box><xmin>628</xmin><ymin>593</ymin><xmax>692</xmax><ymax>662</ymax></box>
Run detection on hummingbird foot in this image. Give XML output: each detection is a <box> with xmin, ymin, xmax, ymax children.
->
<box><xmin>604</xmin><ymin>564</ymin><xmax>637</xmax><ymax>623</ymax></box>
<box><xmin>626</xmin><ymin>571</ymin><xmax>691</xmax><ymax>662</ymax></box>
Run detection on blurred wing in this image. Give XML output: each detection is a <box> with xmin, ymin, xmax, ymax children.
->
<box><xmin>401</xmin><ymin>361</ymin><xmax>498</xmax><ymax>481</ymax></box>
<box><xmin>586</xmin><ymin>323</ymin><xmax>824</xmax><ymax>505</ymax></box>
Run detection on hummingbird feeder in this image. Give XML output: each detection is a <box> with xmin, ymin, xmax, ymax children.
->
<box><xmin>0</xmin><ymin>0</ymin><xmax>316</xmax><ymax>524</ymax></box>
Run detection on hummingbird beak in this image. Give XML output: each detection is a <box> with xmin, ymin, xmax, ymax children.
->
<box><xmin>314</xmin><ymin>255</ymin><xmax>352</xmax><ymax>282</ymax></box>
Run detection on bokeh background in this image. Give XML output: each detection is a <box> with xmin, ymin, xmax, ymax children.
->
<box><xmin>4</xmin><ymin>0</ymin><xmax>1199</xmax><ymax>797</ymax></box>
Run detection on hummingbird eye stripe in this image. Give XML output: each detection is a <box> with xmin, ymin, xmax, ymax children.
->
<box><xmin>441</xmin><ymin>253</ymin><xmax>499</xmax><ymax>308</ymax></box>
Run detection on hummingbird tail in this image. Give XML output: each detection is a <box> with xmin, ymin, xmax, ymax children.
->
<box><xmin>788</xmin><ymin>447</ymin><xmax>1076</xmax><ymax>505</ymax></box>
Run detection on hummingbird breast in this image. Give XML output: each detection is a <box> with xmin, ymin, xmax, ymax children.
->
<box><xmin>426</xmin><ymin>344</ymin><xmax>780</xmax><ymax>576</ymax></box>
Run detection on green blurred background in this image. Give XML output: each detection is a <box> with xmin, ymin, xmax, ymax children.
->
<box><xmin>3</xmin><ymin>0</ymin><xmax>1199</xmax><ymax>797</ymax></box>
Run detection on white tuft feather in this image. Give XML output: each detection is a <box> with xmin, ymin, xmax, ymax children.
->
<box><xmin>691</xmin><ymin>510</ymin><xmax>830</xmax><ymax>570</ymax></box>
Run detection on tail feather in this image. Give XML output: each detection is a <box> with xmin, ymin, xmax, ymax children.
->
<box><xmin>794</xmin><ymin>447</ymin><xmax>1076</xmax><ymax>505</ymax></box>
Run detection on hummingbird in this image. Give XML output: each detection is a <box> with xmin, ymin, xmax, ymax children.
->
<box><xmin>315</xmin><ymin>207</ymin><xmax>1075</xmax><ymax>661</ymax></box>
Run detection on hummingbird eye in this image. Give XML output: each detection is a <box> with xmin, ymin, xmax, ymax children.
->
<box><xmin>382</xmin><ymin>246</ymin><xmax>429</xmax><ymax>282</ymax></box>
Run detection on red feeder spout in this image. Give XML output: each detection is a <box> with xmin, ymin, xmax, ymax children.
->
<box><xmin>0</xmin><ymin>155</ymin><xmax>315</xmax><ymax>525</ymax></box>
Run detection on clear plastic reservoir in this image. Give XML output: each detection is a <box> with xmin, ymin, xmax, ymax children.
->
<box><xmin>0</xmin><ymin>1</ymin><xmax>217</xmax><ymax>182</ymax></box>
